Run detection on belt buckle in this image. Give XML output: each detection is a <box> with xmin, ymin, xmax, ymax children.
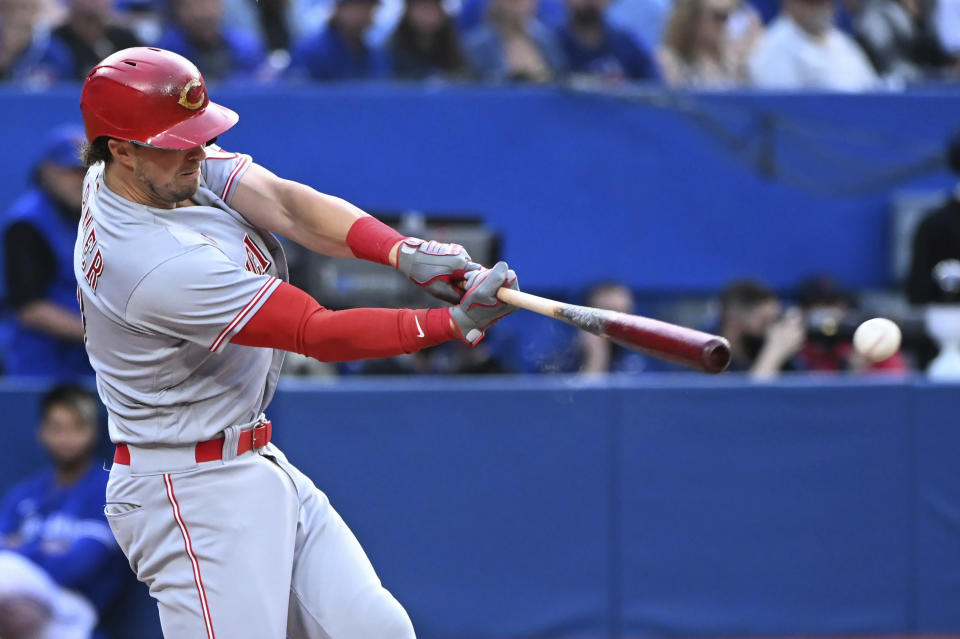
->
<box><xmin>251</xmin><ymin>420</ymin><xmax>271</xmax><ymax>451</ymax></box>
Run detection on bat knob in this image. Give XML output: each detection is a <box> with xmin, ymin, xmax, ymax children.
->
<box><xmin>702</xmin><ymin>338</ymin><xmax>732</xmax><ymax>374</ymax></box>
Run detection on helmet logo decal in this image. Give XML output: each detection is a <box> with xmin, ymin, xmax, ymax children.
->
<box><xmin>178</xmin><ymin>80</ymin><xmax>205</xmax><ymax>110</ymax></box>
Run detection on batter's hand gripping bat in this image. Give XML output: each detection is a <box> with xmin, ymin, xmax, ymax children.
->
<box><xmin>497</xmin><ymin>288</ymin><xmax>731</xmax><ymax>374</ymax></box>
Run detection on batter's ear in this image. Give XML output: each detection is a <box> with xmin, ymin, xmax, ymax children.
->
<box><xmin>107</xmin><ymin>139</ymin><xmax>136</xmax><ymax>169</ymax></box>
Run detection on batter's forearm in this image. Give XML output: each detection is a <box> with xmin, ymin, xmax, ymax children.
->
<box><xmin>231</xmin><ymin>163</ymin><xmax>406</xmax><ymax>264</ymax></box>
<box><xmin>277</xmin><ymin>180</ymin><xmax>369</xmax><ymax>258</ymax></box>
<box><xmin>279</xmin><ymin>182</ymin><xmax>405</xmax><ymax>266</ymax></box>
<box><xmin>231</xmin><ymin>281</ymin><xmax>455</xmax><ymax>361</ymax></box>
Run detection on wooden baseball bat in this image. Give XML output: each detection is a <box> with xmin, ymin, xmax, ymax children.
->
<box><xmin>498</xmin><ymin>288</ymin><xmax>732</xmax><ymax>374</ymax></box>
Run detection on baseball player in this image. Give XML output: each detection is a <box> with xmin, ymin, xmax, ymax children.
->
<box><xmin>75</xmin><ymin>47</ymin><xmax>519</xmax><ymax>639</ymax></box>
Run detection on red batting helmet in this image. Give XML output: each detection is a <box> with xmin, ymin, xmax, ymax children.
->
<box><xmin>80</xmin><ymin>47</ymin><xmax>238</xmax><ymax>150</ymax></box>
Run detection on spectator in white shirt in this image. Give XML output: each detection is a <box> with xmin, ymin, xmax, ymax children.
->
<box><xmin>748</xmin><ymin>0</ymin><xmax>880</xmax><ymax>90</ymax></box>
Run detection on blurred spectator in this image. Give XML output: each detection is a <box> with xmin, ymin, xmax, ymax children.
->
<box><xmin>1</xmin><ymin>125</ymin><xmax>91</xmax><ymax>378</ymax></box>
<box><xmin>389</xmin><ymin>0</ymin><xmax>467</xmax><ymax>79</ymax></box>
<box><xmin>113</xmin><ymin>0</ymin><xmax>164</xmax><ymax>45</ymax></box>
<box><xmin>795</xmin><ymin>275</ymin><xmax>909</xmax><ymax>373</ymax></box>
<box><xmin>658</xmin><ymin>0</ymin><xmax>761</xmax><ymax>87</ymax></box>
<box><xmin>748</xmin><ymin>0</ymin><xmax>879</xmax><ymax>90</ymax></box>
<box><xmin>50</xmin><ymin>0</ymin><xmax>142</xmax><ymax>80</ymax></box>
<box><xmin>555</xmin><ymin>0</ymin><xmax>660</xmax><ymax>81</ymax></box>
<box><xmin>852</xmin><ymin>0</ymin><xmax>952</xmax><ymax>82</ymax></box>
<box><xmin>541</xmin><ymin>282</ymin><xmax>651</xmax><ymax>374</ymax></box>
<box><xmin>906</xmin><ymin>131</ymin><xmax>960</xmax><ymax>305</ymax></box>
<box><xmin>719</xmin><ymin>279</ymin><xmax>804</xmax><ymax>379</ymax></box>
<box><xmin>155</xmin><ymin>0</ymin><xmax>267</xmax><ymax>82</ymax></box>
<box><xmin>464</xmin><ymin>0</ymin><xmax>566</xmax><ymax>82</ymax></box>
<box><xmin>903</xmin><ymin>132</ymin><xmax>960</xmax><ymax>369</ymax></box>
<box><xmin>290</xmin><ymin>0</ymin><xmax>390</xmax><ymax>80</ymax></box>
<box><xmin>253</xmin><ymin>0</ymin><xmax>293</xmax><ymax>53</ymax></box>
<box><xmin>607</xmin><ymin>0</ymin><xmax>671</xmax><ymax>54</ymax></box>
<box><xmin>0</xmin><ymin>0</ymin><xmax>67</xmax><ymax>85</ymax></box>
<box><xmin>0</xmin><ymin>384</ymin><xmax>125</xmax><ymax>639</ymax></box>
<box><xmin>934</xmin><ymin>0</ymin><xmax>960</xmax><ymax>64</ymax></box>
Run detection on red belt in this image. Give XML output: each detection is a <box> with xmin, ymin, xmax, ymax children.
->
<box><xmin>114</xmin><ymin>421</ymin><xmax>273</xmax><ymax>465</ymax></box>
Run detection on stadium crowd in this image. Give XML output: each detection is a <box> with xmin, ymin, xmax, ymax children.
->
<box><xmin>0</xmin><ymin>0</ymin><xmax>958</xmax><ymax>89</ymax></box>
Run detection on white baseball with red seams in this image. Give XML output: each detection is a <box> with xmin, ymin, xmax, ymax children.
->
<box><xmin>853</xmin><ymin>317</ymin><xmax>902</xmax><ymax>362</ymax></box>
<box><xmin>75</xmin><ymin>147</ymin><xmax>415</xmax><ymax>639</ymax></box>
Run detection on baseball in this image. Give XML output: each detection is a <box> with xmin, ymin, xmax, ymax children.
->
<box><xmin>853</xmin><ymin>318</ymin><xmax>902</xmax><ymax>362</ymax></box>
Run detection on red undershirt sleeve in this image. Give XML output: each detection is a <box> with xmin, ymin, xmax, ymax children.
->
<box><xmin>230</xmin><ymin>281</ymin><xmax>456</xmax><ymax>361</ymax></box>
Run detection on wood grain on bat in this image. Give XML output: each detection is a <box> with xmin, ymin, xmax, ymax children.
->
<box><xmin>495</xmin><ymin>288</ymin><xmax>731</xmax><ymax>374</ymax></box>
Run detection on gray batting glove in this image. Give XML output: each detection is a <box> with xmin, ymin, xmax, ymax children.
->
<box><xmin>397</xmin><ymin>238</ymin><xmax>481</xmax><ymax>304</ymax></box>
<box><xmin>450</xmin><ymin>261</ymin><xmax>519</xmax><ymax>345</ymax></box>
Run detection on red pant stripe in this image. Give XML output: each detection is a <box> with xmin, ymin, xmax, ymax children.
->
<box><xmin>164</xmin><ymin>473</ymin><xmax>216</xmax><ymax>639</ymax></box>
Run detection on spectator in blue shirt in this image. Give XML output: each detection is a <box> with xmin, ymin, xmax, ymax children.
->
<box><xmin>0</xmin><ymin>384</ymin><xmax>126</xmax><ymax>639</ymax></box>
<box><xmin>290</xmin><ymin>0</ymin><xmax>391</xmax><ymax>80</ymax></box>
<box><xmin>0</xmin><ymin>0</ymin><xmax>70</xmax><ymax>86</ymax></box>
<box><xmin>540</xmin><ymin>281</ymin><xmax>653</xmax><ymax>374</ymax></box>
<box><xmin>389</xmin><ymin>0</ymin><xmax>467</xmax><ymax>79</ymax></box>
<box><xmin>465</xmin><ymin>0</ymin><xmax>566</xmax><ymax>82</ymax></box>
<box><xmin>1</xmin><ymin>125</ymin><xmax>92</xmax><ymax>379</ymax></box>
<box><xmin>155</xmin><ymin>0</ymin><xmax>267</xmax><ymax>82</ymax></box>
<box><xmin>556</xmin><ymin>0</ymin><xmax>659</xmax><ymax>80</ymax></box>
<box><xmin>606</xmin><ymin>0</ymin><xmax>671</xmax><ymax>52</ymax></box>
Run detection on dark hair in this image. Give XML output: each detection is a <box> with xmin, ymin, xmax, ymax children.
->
<box><xmin>80</xmin><ymin>136</ymin><xmax>113</xmax><ymax>167</ymax></box>
<box><xmin>719</xmin><ymin>279</ymin><xmax>776</xmax><ymax>318</ymax></box>
<box><xmin>389</xmin><ymin>0</ymin><xmax>465</xmax><ymax>78</ymax></box>
<box><xmin>795</xmin><ymin>275</ymin><xmax>855</xmax><ymax>310</ymax></box>
<box><xmin>40</xmin><ymin>384</ymin><xmax>98</xmax><ymax>427</ymax></box>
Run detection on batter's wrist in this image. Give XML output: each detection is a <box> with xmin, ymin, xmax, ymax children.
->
<box><xmin>345</xmin><ymin>216</ymin><xmax>406</xmax><ymax>266</ymax></box>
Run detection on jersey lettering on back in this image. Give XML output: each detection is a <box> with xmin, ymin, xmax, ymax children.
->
<box><xmin>79</xmin><ymin>181</ymin><xmax>104</xmax><ymax>291</ymax></box>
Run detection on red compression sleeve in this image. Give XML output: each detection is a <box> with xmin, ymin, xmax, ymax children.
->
<box><xmin>345</xmin><ymin>216</ymin><xmax>406</xmax><ymax>266</ymax></box>
<box><xmin>231</xmin><ymin>281</ymin><xmax>455</xmax><ymax>361</ymax></box>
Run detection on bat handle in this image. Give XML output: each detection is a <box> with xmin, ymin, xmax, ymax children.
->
<box><xmin>495</xmin><ymin>287</ymin><xmax>561</xmax><ymax>317</ymax></box>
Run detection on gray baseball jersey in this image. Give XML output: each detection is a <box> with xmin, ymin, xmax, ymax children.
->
<box><xmin>74</xmin><ymin>147</ymin><xmax>287</xmax><ymax>446</ymax></box>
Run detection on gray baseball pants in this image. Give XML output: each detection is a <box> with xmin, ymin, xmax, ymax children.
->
<box><xmin>104</xmin><ymin>428</ymin><xmax>414</xmax><ymax>639</ymax></box>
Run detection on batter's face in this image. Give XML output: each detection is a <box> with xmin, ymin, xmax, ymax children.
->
<box><xmin>130</xmin><ymin>143</ymin><xmax>206</xmax><ymax>206</ymax></box>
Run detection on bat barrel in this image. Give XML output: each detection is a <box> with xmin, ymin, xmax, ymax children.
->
<box><xmin>601</xmin><ymin>312</ymin><xmax>732</xmax><ymax>374</ymax></box>
<box><xmin>510</xmin><ymin>292</ymin><xmax>732</xmax><ymax>374</ymax></box>
<box><xmin>700</xmin><ymin>337</ymin><xmax>733</xmax><ymax>375</ymax></box>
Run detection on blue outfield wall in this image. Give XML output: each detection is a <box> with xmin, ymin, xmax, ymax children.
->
<box><xmin>2</xmin><ymin>86</ymin><xmax>958</xmax><ymax>293</ymax></box>
<box><xmin>1</xmin><ymin>377</ymin><xmax>959</xmax><ymax>637</ymax></box>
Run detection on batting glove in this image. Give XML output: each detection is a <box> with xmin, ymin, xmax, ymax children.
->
<box><xmin>397</xmin><ymin>238</ymin><xmax>481</xmax><ymax>304</ymax></box>
<box><xmin>450</xmin><ymin>261</ymin><xmax>519</xmax><ymax>345</ymax></box>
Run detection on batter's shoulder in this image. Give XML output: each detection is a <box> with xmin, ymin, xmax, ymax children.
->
<box><xmin>201</xmin><ymin>145</ymin><xmax>253</xmax><ymax>204</ymax></box>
